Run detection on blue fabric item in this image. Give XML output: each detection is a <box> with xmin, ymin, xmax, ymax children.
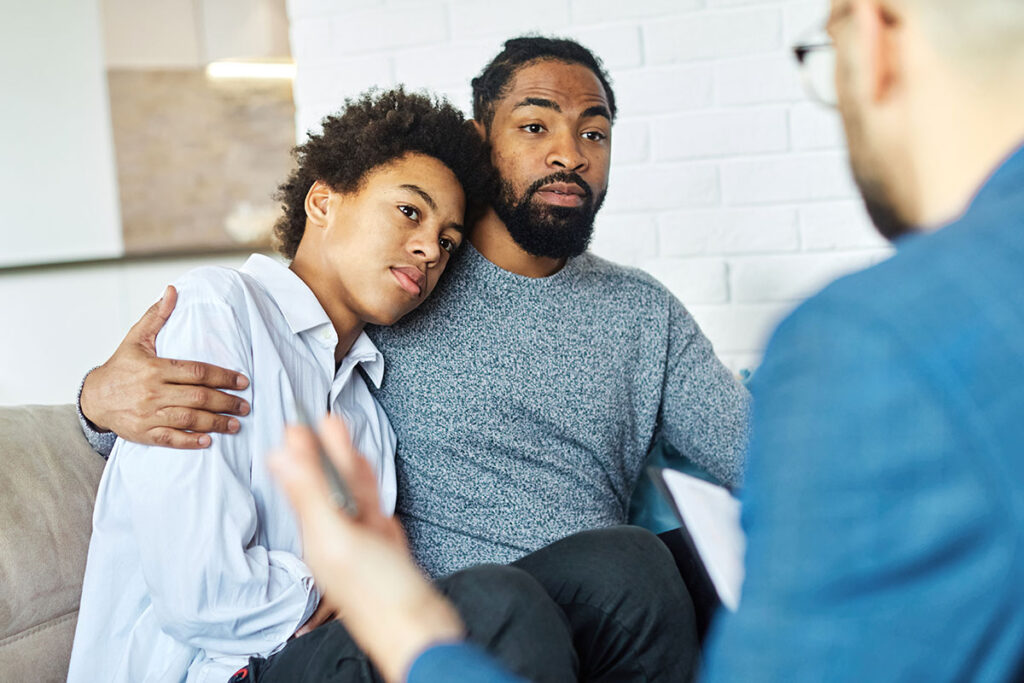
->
<box><xmin>627</xmin><ymin>438</ymin><xmax>723</xmax><ymax>535</ymax></box>
<box><xmin>703</xmin><ymin>144</ymin><xmax>1024</xmax><ymax>682</ymax></box>
<box><xmin>406</xmin><ymin>643</ymin><xmax>525</xmax><ymax>683</ymax></box>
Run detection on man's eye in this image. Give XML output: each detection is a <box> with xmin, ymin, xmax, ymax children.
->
<box><xmin>582</xmin><ymin>131</ymin><xmax>606</xmax><ymax>142</ymax></box>
<box><xmin>522</xmin><ymin>123</ymin><xmax>545</xmax><ymax>134</ymax></box>
<box><xmin>399</xmin><ymin>205</ymin><xmax>420</xmax><ymax>221</ymax></box>
<box><xmin>439</xmin><ymin>236</ymin><xmax>459</xmax><ymax>255</ymax></box>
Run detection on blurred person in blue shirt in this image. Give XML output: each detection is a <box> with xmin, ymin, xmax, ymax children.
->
<box><xmin>703</xmin><ymin>0</ymin><xmax>1024</xmax><ymax>680</ymax></box>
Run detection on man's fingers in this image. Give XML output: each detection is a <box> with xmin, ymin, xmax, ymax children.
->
<box><xmin>126</xmin><ymin>286</ymin><xmax>177</xmax><ymax>349</ymax></box>
<box><xmin>163</xmin><ymin>358</ymin><xmax>250</xmax><ymax>390</ymax></box>
<box><xmin>155</xmin><ymin>407</ymin><xmax>241</xmax><ymax>434</ymax></box>
<box><xmin>165</xmin><ymin>385</ymin><xmax>250</xmax><ymax>416</ymax></box>
<box><xmin>146</xmin><ymin>427</ymin><xmax>213</xmax><ymax>449</ymax></box>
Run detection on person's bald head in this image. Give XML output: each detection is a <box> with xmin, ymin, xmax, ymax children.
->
<box><xmin>827</xmin><ymin>0</ymin><xmax>1024</xmax><ymax>240</ymax></box>
<box><xmin>895</xmin><ymin>0</ymin><xmax>1024</xmax><ymax>78</ymax></box>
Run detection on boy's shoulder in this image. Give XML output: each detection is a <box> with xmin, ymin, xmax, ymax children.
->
<box><xmin>172</xmin><ymin>266</ymin><xmax>256</xmax><ymax>309</ymax></box>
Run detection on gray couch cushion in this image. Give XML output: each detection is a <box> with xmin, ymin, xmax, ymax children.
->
<box><xmin>0</xmin><ymin>404</ymin><xmax>103</xmax><ymax>682</ymax></box>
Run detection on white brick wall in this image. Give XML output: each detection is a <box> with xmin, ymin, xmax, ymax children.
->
<box><xmin>286</xmin><ymin>0</ymin><xmax>892</xmax><ymax>373</ymax></box>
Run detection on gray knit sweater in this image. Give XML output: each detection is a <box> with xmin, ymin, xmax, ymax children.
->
<box><xmin>82</xmin><ymin>244</ymin><xmax>750</xmax><ymax>578</ymax></box>
<box><xmin>366</xmin><ymin>244</ymin><xmax>749</xmax><ymax>577</ymax></box>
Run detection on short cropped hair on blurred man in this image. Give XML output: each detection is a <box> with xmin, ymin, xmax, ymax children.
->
<box><xmin>703</xmin><ymin>0</ymin><xmax>1024</xmax><ymax>680</ymax></box>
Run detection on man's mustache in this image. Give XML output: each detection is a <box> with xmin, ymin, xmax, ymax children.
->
<box><xmin>523</xmin><ymin>172</ymin><xmax>594</xmax><ymax>204</ymax></box>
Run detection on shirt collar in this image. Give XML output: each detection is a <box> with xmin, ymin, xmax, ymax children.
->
<box><xmin>342</xmin><ymin>331</ymin><xmax>385</xmax><ymax>388</ymax></box>
<box><xmin>239</xmin><ymin>254</ymin><xmax>385</xmax><ymax>387</ymax></box>
<box><xmin>240</xmin><ymin>254</ymin><xmax>330</xmax><ymax>334</ymax></box>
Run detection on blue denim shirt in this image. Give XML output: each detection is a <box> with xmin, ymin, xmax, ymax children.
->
<box><xmin>703</xmin><ymin>144</ymin><xmax>1024</xmax><ymax>681</ymax></box>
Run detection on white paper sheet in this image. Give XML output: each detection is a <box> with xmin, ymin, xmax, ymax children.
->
<box><xmin>662</xmin><ymin>469</ymin><xmax>746</xmax><ymax>611</ymax></box>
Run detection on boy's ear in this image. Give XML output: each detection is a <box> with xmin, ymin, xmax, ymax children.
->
<box><xmin>471</xmin><ymin>119</ymin><xmax>486</xmax><ymax>141</ymax></box>
<box><xmin>304</xmin><ymin>180</ymin><xmax>331</xmax><ymax>228</ymax></box>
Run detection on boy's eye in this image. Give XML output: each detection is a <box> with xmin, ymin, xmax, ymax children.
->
<box><xmin>439</xmin><ymin>236</ymin><xmax>459</xmax><ymax>255</ymax></box>
<box><xmin>582</xmin><ymin>130</ymin><xmax>606</xmax><ymax>142</ymax></box>
<box><xmin>399</xmin><ymin>205</ymin><xmax>420</xmax><ymax>221</ymax></box>
<box><xmin>522</xmin><ymin>123</ymin><xmax>545</xmax><ymax>134</ymax></box>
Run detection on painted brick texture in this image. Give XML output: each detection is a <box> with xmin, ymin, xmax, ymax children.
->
<box><xmin>286</xmin><ymin>0</ymin><xmax>891</xmax><ymax>371</ymax></box>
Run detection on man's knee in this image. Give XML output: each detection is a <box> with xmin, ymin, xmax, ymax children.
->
<box><xmin>439</xmin><ymin>563</ymin><xmax>561</xmax><ymax>620</ymax></box>
<box><xmin>515</xmin><ymin>525</ymin><xmax>683</xmax><ymax>591</ymax></box>
<box><xmin>437</xmin><ymin>564</ymin><xmax>577</xmax><ymax>682</ymax></box>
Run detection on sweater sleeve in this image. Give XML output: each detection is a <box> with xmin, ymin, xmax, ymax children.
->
<box><xmin>76</xmin><ymin>369</ymin><xmax>117</xmax><ymax>459</ymax></box>
<box><xmin>656</xmin><ymin>295</ymin><xmax>751</xmax><ymax>489</ymax></box>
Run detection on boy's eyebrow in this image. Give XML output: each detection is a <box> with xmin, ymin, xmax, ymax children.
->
<box><xmin>513</xmin><ymin>97</ymin><xmax>561</xmax><ymax>113</ymax></box>
<box><xmin>581</xmin><ymin>105</ymin><xmax>612</xmax><ymax>121</ymax></box>
<box><xmin>398</xmin><ymin>184</ymin><xmax>437</xmax><ymax>211</ymax></box>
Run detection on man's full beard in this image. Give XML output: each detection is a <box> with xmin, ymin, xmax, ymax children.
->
<box><xmin>493</xmin><ymin>171</ymin><xmax>606</xmax><ymax>259</ymax></box>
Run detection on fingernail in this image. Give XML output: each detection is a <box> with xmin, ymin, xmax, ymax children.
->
<box><xmin>236</xmin><ymin>375</ymin><xmax>249</xmax><ymax>389</ymax></box>
<box><xmin>238</xmin><ymin>400</ymin><xmax>251</xmax><ymax>415</ymax></box>
<box><xmin>198</xmin><ymin>434</ymin><xmax>212</xmax><ymax>447</ymax></box>
<box><xmin>228</xmin><ymin>419</ymin><xmax>240</xmax><ymax>433</ymax></box>
<box><xmin>161</xmin><ymin>285</ymin><xmax>171</xmax><ymax>301</ymax></box>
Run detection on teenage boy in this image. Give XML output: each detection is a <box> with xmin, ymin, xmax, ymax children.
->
<box><xmin>68</xmin><ymin>89</ymin><xmax>572</xmax><ymax>683</ymax></box>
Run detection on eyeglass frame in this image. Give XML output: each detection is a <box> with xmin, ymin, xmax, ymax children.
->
<box><xmin>792</xmin><ymin>38</ymin><xmax>838</xmax><ymax>108</ymax></box>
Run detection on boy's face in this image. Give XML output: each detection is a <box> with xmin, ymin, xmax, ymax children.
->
<box><xmin>314</xmin><ymin>153</ymin><xmax>466</xmax><ymax>326</ymax></box>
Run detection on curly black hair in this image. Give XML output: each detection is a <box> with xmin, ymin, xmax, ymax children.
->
<box><xmin>471</xmin><ymin>36</ymin><xmax>617</xmax><ymax>133</ymax></box>
<box><xmin>274</xmin><ymin>87</ymin><xmax>494</xmax><ymax>259</ymax></box>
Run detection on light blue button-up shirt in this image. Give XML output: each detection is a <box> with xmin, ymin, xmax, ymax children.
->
<box><xmin>69</xmin><ymin>254</ymin><xmax>397</xmax><ymax>683</ymax></box>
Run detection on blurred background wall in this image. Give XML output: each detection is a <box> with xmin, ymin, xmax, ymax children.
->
<box><xmin>0</xmin><ymin>0</ymin><xmax>889</xmax><ymax>406</ymax></box>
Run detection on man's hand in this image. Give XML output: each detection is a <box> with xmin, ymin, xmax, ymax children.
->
<box><xmin>80</xmin><ymin>285</ymin><xmax>251</xmax><ymax>449</ymax></box>
<box><xmin>270</xmin><ymin>416</ymin><xmax>465</xmax><ymax>683</ymax></box>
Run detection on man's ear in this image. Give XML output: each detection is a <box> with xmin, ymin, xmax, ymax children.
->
<box><xmin>304</xmin><ymin>180</ymin><xmax>331</xmax><ymax>229</ymax></box>
<box><xmin>857</xmin><ymin>0</ymin><xmax>903</xmax><ymax>104</ymax></box>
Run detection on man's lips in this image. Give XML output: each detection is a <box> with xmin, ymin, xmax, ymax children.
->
<box><xmin>391</xmin><ymin>266</ymin><xmax>425</xmax><ymax>297</ymax></box>
<box><xmin>535</xmin><ymin>182</ymin><xmax>586</xmax><ymax>207</ymax></box>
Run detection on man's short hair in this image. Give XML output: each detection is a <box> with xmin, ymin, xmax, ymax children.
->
<box><xmin>273</xmin><ymin>87</ymin><xmax>494</xmax><ymax>259</ymax></box>
<box><xmin>471</xmin><ymin>36</ymin><xmax>617</xmax><ymax>132</ymax></box>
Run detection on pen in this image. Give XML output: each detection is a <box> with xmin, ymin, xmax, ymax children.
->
<box><xmin>293</xmin><ymin>403</ymin><xmax>359</xmax><ymax>517</ymax></box>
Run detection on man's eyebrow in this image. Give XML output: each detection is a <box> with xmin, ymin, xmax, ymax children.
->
<box><xmin>581</xmin><ymin>105</ymin><xmax>612</xmax><ymax>121</ymax></box>
<box><xmin>398</xmin><ymin>184</ymin><xmax>437</xmax><ymax>211</ymax></box>
<box><xmin>513</xmin><ymin>97</ymin><xmax>561</xmax><ymax>113</ymax></box>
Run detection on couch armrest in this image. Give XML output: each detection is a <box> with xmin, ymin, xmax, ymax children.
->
<box><xmin>0</xmin><ymin>404</ymin><xmax>105</xmax><ymax>680</ymax></box>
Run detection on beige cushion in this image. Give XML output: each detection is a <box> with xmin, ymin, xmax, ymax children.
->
<box><xmin>0</xmin><ymin>404</ymin><xmax>104</xmax><ymax>682</ymax></box>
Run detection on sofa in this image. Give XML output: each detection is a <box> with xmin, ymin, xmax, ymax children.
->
<box><xmin>0</xmin><ymin>404</ymin><xmax>103</xmax><ymax>682</ymax></box>
<box><xmin>0</xmin><ymin>404</ymin><xmax>710</xmax><ymax>682</ymax></box>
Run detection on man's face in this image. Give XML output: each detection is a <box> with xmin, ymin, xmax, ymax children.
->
<box><xmin>831</xmin><ymin>0</ymin><xmax>915</xmax><ymax>240</ymax></box>
<box><xmin>485</xmin><ymin>60</ymin><xmax>612</xmax><ymax>259</ymax></box>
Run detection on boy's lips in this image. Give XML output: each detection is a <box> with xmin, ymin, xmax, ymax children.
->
<box><xmin>391</xmin><ymin>266</ymin><xmax>425</xmax><ymax>297</ymax></box>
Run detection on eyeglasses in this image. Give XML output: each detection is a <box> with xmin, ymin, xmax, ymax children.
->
<box><xmin>792</xmin><ymin>30</ymin><xmax>837</xmax><ymax>108</ymax></box>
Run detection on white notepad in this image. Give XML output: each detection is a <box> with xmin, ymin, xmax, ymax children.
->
<box><xmin>658</xmin><ymin>469</ymin><xmax>746</xmax><ymax>611</ymax></box>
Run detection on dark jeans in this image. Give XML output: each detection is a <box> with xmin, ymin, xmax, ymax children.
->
<box><xmin>247</xmin><ymin>526</ymin><xmax>698</xmax><ymax>682</ymax></box>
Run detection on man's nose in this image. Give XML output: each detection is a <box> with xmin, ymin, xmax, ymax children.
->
<box><xmin>546</xmin><ymin>130</ymin><xmax>587</xmax><ymax>173</ymax></box>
